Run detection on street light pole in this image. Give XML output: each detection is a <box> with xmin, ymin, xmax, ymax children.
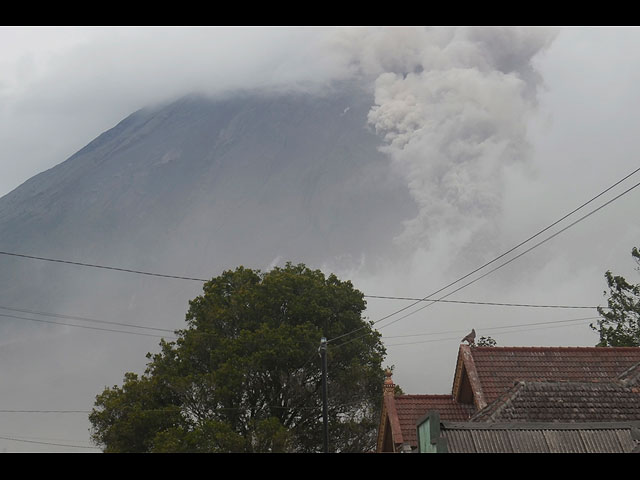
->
<box><xmin>319</xmin><ymin>336</ymin><xmax>328</xmax><ymax>453</ymax></box>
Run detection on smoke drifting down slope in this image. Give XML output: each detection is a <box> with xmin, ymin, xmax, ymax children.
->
<box><xmin>361</xmin><ymin>28</ymin><xmax>557</xmax><ymax>265</ymax></box>
<box><xmin>0</xmin><ymin>27</ymin><xmax>568</xmax><ymax>452</ymax></box>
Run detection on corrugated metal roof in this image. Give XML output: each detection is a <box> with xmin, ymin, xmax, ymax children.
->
<box><xmin>440</xmin><ymin>421</ymin><xmax>640</xmax><ymax>453</ymax></box>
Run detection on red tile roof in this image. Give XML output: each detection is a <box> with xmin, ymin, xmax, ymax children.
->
<box><xmin>459</xmin><ymin>346</ymin><xmax>640</xmax><ymax>406</ymax></box>
<box><xmin>394</xmin><ymin>395</ymin><xmax>475</xmax><ymax>448</ymax></box>
<box><xmin>619</xmin><ymin>362</ymin><xmax>640</xmax><ymax>386</ymax></box>
<box><xmin>379</xmin><ymin>345</ymin><xmax>640</xmax><ymax>452</ymax></box>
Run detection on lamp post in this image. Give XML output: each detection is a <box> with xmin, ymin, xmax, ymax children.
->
<box><xmin>319</xmin><ymin>336</ymin><xmax>328</xmax><ymax>453</ymax></box>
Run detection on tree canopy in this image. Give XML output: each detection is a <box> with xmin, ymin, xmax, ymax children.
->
<box><xmin>476</xmin><ymin>335</ymin><xmax>497</xmax><ymax>347</ymax></box>
<box><xmin>89</xmin><ymin>263</ymin><xmax>386</xmax><ymax>452</ymax></box>
<box><xmin>591</xmin><ymin>247</ymin><xmax>640</xmax><ymax>347</ymax></box>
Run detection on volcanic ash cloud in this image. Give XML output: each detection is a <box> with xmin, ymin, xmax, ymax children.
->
<box><xmin>362</xmin><ymin>28</ymin><xmax>557</xmax><ymax>263</ymax></box>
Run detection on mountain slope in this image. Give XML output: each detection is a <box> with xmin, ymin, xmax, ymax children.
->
<box><xmin>0</xmin><ymin>88</ymin><xmax>414</xmax><ymax>276</ymax></box>
<box><xmin>0</xmin><ymin>86</ymin><xmax>420</xmax><ymax>331</ymax></box>
<box><xmin>0</xmin><ymin>86</ymin><xmax>419</xmax><ymax>451</ymax></box>
<box><xmin>0</xmin><ymin>81</ymin><xmax>422</xmax><ymax>451</ymax></box>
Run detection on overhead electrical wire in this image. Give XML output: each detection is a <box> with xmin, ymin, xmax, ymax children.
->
<box><xmin>0</xmin><ymin>304</ymin><xmax>175</xmax><ymax>333</ymax></box>
<box><xmin>0</xmin><ymin>409</ymin><xmax>90</xmax><ymax>413</ymax></box>
<box><xmin>0</xmin><ymin>316</ymin><xmax>598</xmax><ymax>436</ymax></box>
<box><xmin>0</xmin><ymin>167</ymin><xmax>636</xmax><ymax>331</ymax></box>
<box><xmin>0</xmin><ymin>434</ymin><xmax>100</xmax><ymax>450</ymax></box>
<box><xmin>333</xmin><ymin>176</ymin><xmax>639</xmax><ymax>349</ymax></box>
<box><xmin>0</xmin><ymin>297</ymin><xmax>603</xmax><ymax>344</ymax></box>
<box><xmin>328</xmin><ymin>166</ymin><xmax>640</xmax><ymax>346</ymax></box>
<box><xmin>4</xmin><ymin>167</ymin><xmax>640</xmax><ymax>294</ymax></box>
<box><xmin>369</xmin><ymin>166</ymin><xmax>640</xmax><ymax>322</ymax></box>
<box><xmin>363</xmin><ymin>295</ymin><xmax>600</xmax><ymax>309</ymax></box>
<box><xmin>0</xmin><ymin>261</ymin><xmax>607</xmax><ymax>343</ymax></box>
<box><xmin>0</xmin><ymin>250</ymin><xmax>209</xmax><ymax>282</ymax></box>
<box><xmin>0</xmin><ymin>166</ymin><xmax>638</xmax><ymax>348</ymax></box>
<box><xmin>382</xmin><ymin>315</ymin><xmax>600</xmax><ymax>341</ymax></box>
<box><xmin>384</xmin><ymin>316</ymin><xmax>599</xmax><ymax>347</ymax></box>
<box><xmin>0</xmin><ymin>312</ymin><xmax>178</xmax><ymax>339</ymax></box>
<box><xmin>376</xmin><ymin>176</ymin><xmax>640</xmax><ymax>332</ymax></box>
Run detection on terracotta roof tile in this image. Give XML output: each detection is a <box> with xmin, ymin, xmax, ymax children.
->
<box><xmin>382</xmin><ymin>346</ymin><xmax>640</xmax><ymax>452</ymax></box>
<box><xmin>394</xmin><ymin>394</ymin><xmax>475</xmax><ymax>448</ymax></box>
<box><xmin>466</xmin><ymin>347</ymin><xmax>640</xmax><ymax>405</ymax></box>
<box><xmin>471</xmin><ymin>379</ymin><xmax>640</xmax><ymax>423</ymax></box>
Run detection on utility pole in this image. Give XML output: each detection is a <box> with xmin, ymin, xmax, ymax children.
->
<box><xmin>319</xmin><ymin>336</ymin><xmax>329</xmax><ymax>453</ymax></box>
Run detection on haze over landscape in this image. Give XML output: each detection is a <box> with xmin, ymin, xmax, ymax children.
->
<box><xmin>0</xmin><ymin>26</ymin><xmax>639</xmax><ymax>452</ymax></box>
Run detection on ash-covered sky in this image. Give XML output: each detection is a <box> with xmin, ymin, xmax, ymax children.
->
<box><xmin>1</xmin><ymin>26</ymin><xmax>639</xmax><ymax>452</ymax></box>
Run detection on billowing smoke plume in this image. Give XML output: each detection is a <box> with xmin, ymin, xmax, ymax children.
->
<box><xmin>335</xmin><ymin>27</ymin><xmax>557</xmax><ymax>272</ymax></box>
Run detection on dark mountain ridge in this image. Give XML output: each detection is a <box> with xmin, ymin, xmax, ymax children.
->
<box><xmin>0</xmin><ymin>87</ymin><xmax>415</xmax><ymax>311</ymax></box>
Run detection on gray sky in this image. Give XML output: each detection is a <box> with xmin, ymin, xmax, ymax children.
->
<box><xmin>1</xmin><ymin>26</ymin><xmax>639</xmax><ymax>452</ymax></box>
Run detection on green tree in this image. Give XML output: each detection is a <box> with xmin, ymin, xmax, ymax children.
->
<box><xmin>89</xmin><ymin>263</ymin><xmax>386</xmax><ymax>452</ymax></box>
<box><xmin>591</xmin><ymin>247</ymin><xmax>640</xmax><ymax>347</ymax></box>
<box><xmin>476</xmin><ymin>336</ymin><xmax>497</xmax><ymax>347</ymax></box>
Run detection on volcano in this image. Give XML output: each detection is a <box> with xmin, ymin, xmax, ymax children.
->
<box><xmin>0</xmin><ymin>86</ymin><xmax>416</xmax><ymax>451</ymax></box>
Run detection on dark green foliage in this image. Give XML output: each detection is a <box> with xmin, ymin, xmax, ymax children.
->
<box><xmin>591</xmin><ymin>247</ymin><xmax>640</xmax><ymax>347</ymax></box>
<box><xmin>89</xmin><ymin>263</ymin><xmax>386</xmax><ymax>452</ymax></box>
<box><xmin>476</xmin><ymin>336</ymin><xmax>497</xmax><ymax>347</ymax></box>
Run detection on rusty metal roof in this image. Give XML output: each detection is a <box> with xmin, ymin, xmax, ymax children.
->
<box><xmin>440</xmin><ymin>421</ymin><xmax>640</xmax><ymax>453</ymax></box>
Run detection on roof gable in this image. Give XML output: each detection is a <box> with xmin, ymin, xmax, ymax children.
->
<box><xmin>377</xmin><ymin>372</ymin><xmax>474</xmax><ymax>452</ymax></box>
<box><xmin>376</xmin><ymin>371</ymin><xmax>404</xmax><ymax>452</ymax></box>
<box><xmin>452</xmin><ymin>346</ymin><xmax>640</xmax><ymax>407</ymax></box>
<box><xmin>452</xmin><ymin>344</ymin><xmax>487</xmax><ymax>409</ymax></box>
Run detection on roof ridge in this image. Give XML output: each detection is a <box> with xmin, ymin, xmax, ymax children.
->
<box><xmin>470</xmin><ymin>380</ymin><xmax>526</xmax><ymax>422</ymax></box>
<box><xmin>396</xmin><ymin>394</ymin><xmax>455</xmax><ymax>399</ymax></box>
<box><xmin>618</xmin><ymin>361</ymin><xmax>640</xmax><ymax>386</ymax></box>
<box><xmin>471</xmin><ymin>346</ymin><xmax>640</xmax><ymax>351</ymax></box>
<box><xmin>443</xmin><ymin>421</ymin><xmax>640</xmax><ymax>430</ymax></box>
<box><xmin>524</xmin><ymin>379</ymin><xmax>625</xmax><ymax>385</ymax></box>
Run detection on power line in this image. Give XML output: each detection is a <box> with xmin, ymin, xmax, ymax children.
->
<box><xmin>381</xmin><ymin>316</ymin><xmax>599</xmax><ymax>340</ymax></box>
<box><xmin>0</xmin><ymin>312</ymin><xmax>178</xmax><ymax>339</ymax></box>
<box><xmin>329</xmin><ymin>167</ymin><xmax>640</xmax><ymax>346</ymax></box>
<box><xmin>364</xmin><ymin>295</ymin><xmax>600</xmax><ymax>309</ymax></box>
<box><xmin>1</xmin><ymin>167</ymin><xmax>638</xmax><ymax>347</ymax></box>
<box><xmin>383</xmin><ymin>316</ymin><xmax>599</xmax><ymax>347</ymax></box>
<box><xmin>0</xmin><ymin>305</ymin><xmax>176</xmax><ymax>333</ymax></box>
<box><xmin>0</xmin><ymin>434</ymin><xmax>100</xmax><ymax>450</ymax></box>
<box><xmin>0</xmin><ymin>250</ymin><xmax>208</xmax><ymax>282</ymax></box>
<box><xmin>0</xmin><ymin>410</ymin><xmax>90</xmax><ymax>413</ymax></box>
<box><xmin>376</xmin><ymin>176</ymin><xmax>640</xmax><ymax>332</ymax></box>
<box><xmin>370</xmin><ymin>166</ymin><xmax>640</xmax><ymax>323</ymax></box>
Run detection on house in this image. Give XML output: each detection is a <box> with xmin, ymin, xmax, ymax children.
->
<box><xmin>377</xmin><ymin>344</ymin><xmax>640</xmax><ymax>453</ymax></box>
<box><xmin>377</xmin><ymin>370</ymin><xmax>474</xmax><ymax>453</ymax></box>
<box><xmin>451</xmin><ymin>345</ymin><xmax>640</xmax><ymax>411</ymax></box>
